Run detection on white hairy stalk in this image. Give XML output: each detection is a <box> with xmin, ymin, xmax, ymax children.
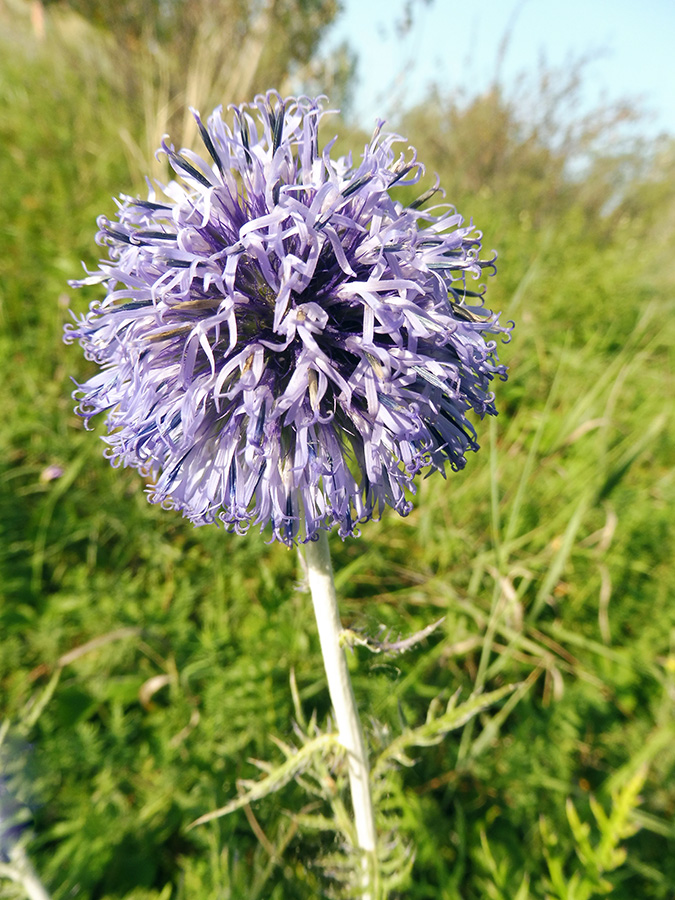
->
<box><xmin>302</xmin><ymin>530</ymin><xmax>377</xmax><ymax>897</ymax></box>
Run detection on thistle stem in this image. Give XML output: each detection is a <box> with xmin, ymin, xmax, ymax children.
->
<box><xmin>303</xmin><ymin>530</ymin><xmax>377</xmax><ymax>893</ymax></box>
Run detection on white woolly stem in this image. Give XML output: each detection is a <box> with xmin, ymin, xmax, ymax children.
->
<box><xmin>303</xmin><ymin>530</ymin><xmax>377</xmax><ymax>896</ymax></box>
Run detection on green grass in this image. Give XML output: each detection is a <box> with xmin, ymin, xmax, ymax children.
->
<box><xmin>1</xmin><ymin>10</ymin><xmax>674</xmax><ymax>900</ymax></box>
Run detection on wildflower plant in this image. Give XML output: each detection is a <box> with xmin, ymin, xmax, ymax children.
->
<box><xmin>65</xmin><ymin>92</ymin><xmax>510</xmax><ymax>545</ymax></box>
<box><xmin>65</xmin><ymin>91</ymin><xmax>511</xmax><ymax>896</ymax></box>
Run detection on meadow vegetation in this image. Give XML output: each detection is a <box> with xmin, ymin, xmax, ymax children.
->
<box><xmin>1</xmin><ymin>3</ymin><xmax>674</xmax><ymax>898</ymax></box>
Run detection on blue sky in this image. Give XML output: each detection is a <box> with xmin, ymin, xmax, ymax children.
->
<box><xmin>327</xmin><ymin>0</ymin><xmax>675</xmax><ymax>138</ymax></box>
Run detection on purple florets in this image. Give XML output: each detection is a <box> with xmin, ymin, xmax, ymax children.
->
<box><xmin>65</xmin><ymin>91</ymin><xmax>511</xmax><ymax>545</ymax></box>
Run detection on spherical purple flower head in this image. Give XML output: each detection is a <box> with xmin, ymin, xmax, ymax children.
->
<box><xmin>65</xmin><ymin>91</ymin><xmax>511</xmax><ymax>545</ymax></box>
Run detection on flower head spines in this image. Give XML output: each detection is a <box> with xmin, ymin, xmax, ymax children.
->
<box><xmin>67</xmin><ymin>92</ymin><xmax>511</xmax><ymax>545</ymax></box>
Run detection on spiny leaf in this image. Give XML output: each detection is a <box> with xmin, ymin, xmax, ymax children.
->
<box><xmin>372</xmin><ymin>683</ymin><xmax>517</xmax><ymax>780</ymax></box>
<box><xmin>188</xmin><ymin>732</ymin><xmax>340</xmax><ymax>828</ymax></box>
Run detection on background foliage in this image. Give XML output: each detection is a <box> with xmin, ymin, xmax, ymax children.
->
<box><xmin>1</xmin><ymin>1</ymin><xmax>674</xmax><ymax>897</ymax></box>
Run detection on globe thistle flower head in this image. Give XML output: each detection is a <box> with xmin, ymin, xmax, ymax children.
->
<box><xmin>65</xmin><ymin>91</ymin><xmax>512</xmax><ymax>545</ymax></box>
